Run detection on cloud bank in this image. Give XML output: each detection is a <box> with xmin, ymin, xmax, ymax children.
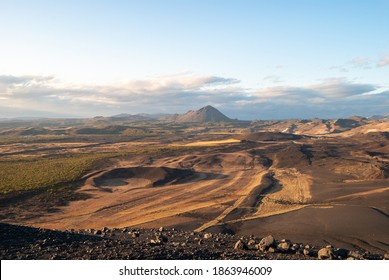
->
<box><xmin>0</xmin><ymin>74</ymin><xmax>387</xmax><ymax>119</ymax></box>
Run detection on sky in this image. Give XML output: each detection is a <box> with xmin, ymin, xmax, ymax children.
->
<box><xmin>0</xmin><ymin>0</ymin><xmax>388</xmax><ymax>119</ymax></box>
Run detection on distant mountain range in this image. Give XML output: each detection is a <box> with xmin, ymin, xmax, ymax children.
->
<box><xmin>105</xmin><ymin>108</ymin><xmax>389</xmax><ymax>123</ymax></box>
<box><xmin>106</xmin><ymin>105</ymin><xmax>233</xmax><ymax>123</ymax></box>
<box><xmin>0</xmin><ymin>105</ymin><xmax>388</xmax><ymax>123</ymax></box>
<box><xmin>369</xmin><ymin>114</ymin><xmax>389</xmax><ymax>120</ymax></box>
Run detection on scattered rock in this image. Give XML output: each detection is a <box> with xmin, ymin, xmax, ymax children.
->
<box><xmin>150</xmin><ymin>239</ymin><xmax>162</xmax><ymax>246</ymax></box>
<box><xmin>318</xmin><ymin>247</ymin><xmax>335</xmax><ymax>260</ymax></box>
<box><xmin>267</xmin><ymin>247</ymin><xmax>276</xmax><ymax>253</ymax></box>
<box><xmin>248</xmin><ymin>239</ymin><xmax>256</xmax><ymax>246</ymax></box>
<box><xmin>348</xmin><ymin>250</ymin><xmax>364</xmax><ymax>260</ymax></box>
<box><xmin>1</xmin><ymin>223</ymin><xmax>384</xmax><ymax>260</ymax></box>
<box><xmin>277</xmin><ymin>241</ymin><xmax>291</xmax><ymax>252</ymax></box>
<box><xmin>159</xmin><ymin>227</ymin><xmax>164</xmax><ymax>232</ymax></box>
<box><xmin>234</xmin><ymin>240</ymin><xmax>248</xmax><ymax>250</ymax></box>
<box><xmin>258</xmin><ymin>235</ymin><xmax>274</xmax><ymax>252</ymax></box>
<box><xmin>157</xmin><ymin>234</ymin><xmax>168</xmax><ymax>242</ymax></box>
<box><xmin>203</xmin><ymin>233</ymin><xmax>212</xmax><ymax>239</ymax></box>
<box><xmin>334</xmin><ymin>248</ymin><xmax>349</xmax><ymax>259</ymax></box>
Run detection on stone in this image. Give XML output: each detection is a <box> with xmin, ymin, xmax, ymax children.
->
<box><xmin>203</xmin><ymin>233</ymin><xmax>212</xmax><ymax>239</ymax></box>
<box><xmin>277</xmin><ymin>241</ymin><xmax>291</xmax><ymax>252</ymax></box>
<box><xmin>234</xmin><ymin>240</ymin><xmax>248</xmax><ymax>250</ymax></box>
<box><xmin>248</xmin><ymin>239</ymin><xmax>256</xmax><ymax>246</ymax></box>
<box><xmin>318</xmin><ymin>247</ymin><xmax>334</xmax><ymax>260</ymax></box>
<box><xmin>303</xmin><ymin>248</ymin><xmax>311</xmax><ymax>256</ymax></box>
<box><xmin>258</xmin><ymin>235</ymin><xmax>275</xmax><ymax>251</ymax></box>
<box><xmin>95</xmin><ymin>230</ymin><xmax>102</xmax><ymax>235</ymax></box>
<box><xmin>157</xmin><ymin>234</ymin><xmax>168</xmax><ymax>242</ymax></box>
<box><xmin>150</xmin><ymin>239</ymin><xmax>162</xmax><ymax>246</ymax></box>
<box><xmin>131</xmin><ymin>232</ymin><xmax>139</xmax><ymax>238</ymax></box>
<box><xmin>158</xmin><ymin>227</ymin><xmax>164</xmax><ymax>232</ymax></box>
<box><xmin>348</xmin><ymin>250</ymin><xmax>364</xmax><ymax>260</ymax></box>
<box><xmin>334</xmin><ymin>248</ymin><xmax>349</xmax><ymax>259</ymax></box>
<box><xmin>384</xmin><ymin>253</ymin><xmax>389</xmax><ymax>260</ymax></box>
<box><xmin>267</xmin><ymin>247</ymin><xmax>276</xmax><ymax>253</ymax></box>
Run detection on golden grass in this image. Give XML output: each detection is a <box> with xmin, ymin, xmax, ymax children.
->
<box><xmin>183</xmin><ymin>139</ymin><xmax>240</xmax><ymax>147</ymax></box>
<box><xmin>254</xmin><ymin>168</ymin><xmax>312</xmax><ymax>217</ymax></box>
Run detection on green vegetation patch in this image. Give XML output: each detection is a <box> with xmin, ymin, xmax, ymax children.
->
<box><xmin>0</xmin><ymin>145</ymin><xmax>200</xmax><ymax>194</ymax></box>
<box><xmin>0</xmin><ymin>154</ymin><xmax>110</xmax><ymax>193</ymax></box>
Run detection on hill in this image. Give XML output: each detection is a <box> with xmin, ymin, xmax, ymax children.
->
<box><xmin>165</xmin><ymin>105</ymin><xmax>233</xmax><ymax>122</ymax></box>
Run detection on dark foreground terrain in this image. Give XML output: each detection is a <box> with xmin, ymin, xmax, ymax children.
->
<box><xmin>1</xmin><ymin>223</ymin><xmax>387</xmax><ymax>260</ymax></box>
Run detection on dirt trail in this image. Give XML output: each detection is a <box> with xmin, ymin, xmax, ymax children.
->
<box><xmin>328</xmin><ymin>186</ymin><xmax>389</xmax><ymax>201</ymax></box>
<box><xmin>195</xmin><ymin>170</ymin><xmax>267</xmax><ymax>232</ymax></box>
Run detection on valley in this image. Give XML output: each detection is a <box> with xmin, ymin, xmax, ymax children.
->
<box><xmin>0</xmin><ymin>106</ymin><xmax>388</xmax><ymax>256</ymax></box>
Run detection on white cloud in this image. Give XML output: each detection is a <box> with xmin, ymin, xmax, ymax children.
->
<box><xmin>309</xmin><ymin>78</ymin><xmax>376</xmax><ymax>97</ymax></box>
<box><xmin>377</xmin><ymin>56</ymin><xmax>389</xmax><ymax>67</ymax></box>
<box><xmin>263</xmin><ymin>75</ymin><xmax>282</xmax><ymax>83</ymax></box>
<box><xmin>253</xmin><ymin>78</ymin><xmax>376</xmax><ymax>102</ymax></box>
<box><xmin>349</xmin><ymin>57</ymin><xmax>371</xmax><ymax>69</ymax></box>
<box><xmin>0</xmin><ymin>74</ymin><xmax>387</xmax><ymax>119</ymax></box>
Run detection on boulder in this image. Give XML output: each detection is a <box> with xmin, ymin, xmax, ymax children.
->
<box><xmin>318</xmin><ymin>247</ymin><xmax>335</xmax><ymax>260</ymax></box>
<box><xmin>277</xmin><ymin>241</ymin><xmax>291</xmax><ymax>252</ymax></box>
<box><xmin>258</xmin><ymin>235</ymin><xmax>275</xmax><ymax>251</ymax></box>
<box><xmin>334</xmin><ymin>248</ymin><xmax>349</xmax><ymax>259</ymax></box>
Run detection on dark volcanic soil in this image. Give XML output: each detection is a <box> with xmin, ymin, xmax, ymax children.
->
<box><xmin>1</xmin><ymin>223</ymin><xmax>386</xmax><ymax>260</ymax></box>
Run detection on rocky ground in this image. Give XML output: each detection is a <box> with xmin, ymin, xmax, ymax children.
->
<box><xmin>1</xmin><ymin>223</ymin><xmax>387</xmax><ymax>260</ymax></box>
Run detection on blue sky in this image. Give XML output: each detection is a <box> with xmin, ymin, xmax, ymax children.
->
<box><xmin>0</xmin><ymin>0</ymin><xmax>388</xmax><ymax>119</ymax></box>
